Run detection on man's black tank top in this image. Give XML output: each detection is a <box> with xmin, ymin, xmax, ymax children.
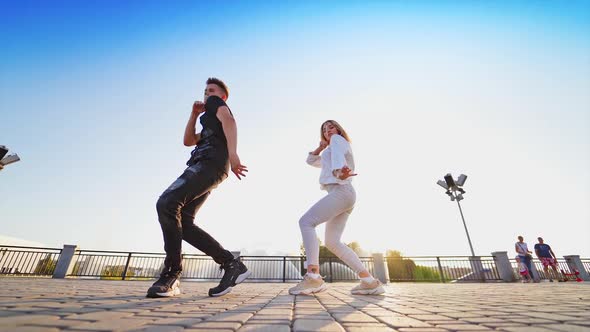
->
<box><xmin>186</xmin><ymin>96</ymin><xmax>231</xmax><ymax>171</ymax></box>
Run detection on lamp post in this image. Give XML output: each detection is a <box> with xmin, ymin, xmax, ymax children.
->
<box><xmin>0</xmin><ymin>145</ymin><xmax>20</xmax><ymax>171</ymax></box>
<box><xmin>437</xmin><ymin>173</ymin><xmax>475</xmax><ymax>257</ymax></box>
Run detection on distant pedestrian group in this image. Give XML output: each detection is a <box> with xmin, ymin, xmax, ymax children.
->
<box><xmin>515</xmin><ymin>236</ymin><xmax>564</xmax><ymax>283</ymax></box>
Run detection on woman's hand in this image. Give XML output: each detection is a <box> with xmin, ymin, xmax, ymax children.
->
<box><xmin>334</xmin><ymin>166</ymin><xmax>357</xmax><ymax>180</ymax></box>
<box><xmin>312</xmin><ymin>141</ymin><xmax>328</xmax><ymax>155</ymax></box>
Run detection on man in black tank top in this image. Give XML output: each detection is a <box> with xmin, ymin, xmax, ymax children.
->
<box><xmin>147</xmin><ymin>78</ymin><xmax>251</xmax><ymax>298</ymax></box>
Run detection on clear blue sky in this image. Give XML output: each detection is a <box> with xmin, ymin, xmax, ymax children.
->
<box><xmin>1</xmin><ymin>1</ymin><xmax>589</xmax><ymax>257</ymax></box>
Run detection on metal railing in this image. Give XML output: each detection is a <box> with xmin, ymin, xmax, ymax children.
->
<box><xmin>318</xmin><ymin>256</ymin><xmax>375</xmax><ymax>282</ymax></box>
<box><xmin>581</xmin><ymin>258</ymin><xmax>590</xmax><ymax>276</ymax></box>
<box><xmin>386</xmin><ymin>256</ymin><xmax>501</xmax><ymax>282</ymax></box>
<box><xmin>0</xmin><ymin>245</ymin><xmax>62</xmax><ymax>276</ymax></box>
<box><xmin>1</xmin><ymin>245</ymin><xmax>585</xmax><ymax>283</ymax></box>
<box><xmin>68</xmin><ymin>249</ymin><xmax>374</xmax><ymax>282</ymax></box>
<box><xmin>241</xmin><ymin>256</ymin><xmax>302</xmax><ymax>282</ymax></box>
<box><xmin>70</xmin><ymin>249</ymin><xmax>165</xmax><ymax>279</ymax></box>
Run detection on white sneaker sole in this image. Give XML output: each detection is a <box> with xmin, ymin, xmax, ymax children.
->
<box><xmin>351</xmin><ymin>285</ymin><xmax>385</xmax><ymax>295</ymax></box>
<box><xmin>289</xmin><ymin>283</ymin><xmax>328</xmax><ymax>295</ymax></box>
<box><xmin>234</xmin><ymin>269</ymin><xmax>252</xmax><ymax>285</ymax></box>
<box><xmin>210</xmin><ymin>286</ymin><xmax>232</xmax><ymax>297</ymax></box>
<box><xmin>210</xmin><ymin>269</ymin><xmax>251</xmax><ymax>297</ymax></box>
<box><xmin>153</xmin><ymin>287</ymin><xmax>181</xmax><ymax>297</ymax></box>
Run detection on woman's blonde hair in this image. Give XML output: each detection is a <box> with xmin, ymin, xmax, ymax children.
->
<box><xmin>321</xmin><ymin>120</ymin><xmax>351</xmax><ymax>143</ymax></box>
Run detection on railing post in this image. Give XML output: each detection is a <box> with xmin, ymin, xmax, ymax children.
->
<box><xmin>529</xmin><ymin>258</ymin><xmax>541</xmax><ymax>282</ymax></box>
<box><xmin>122</xmin><ymin>253</ymin><xmax>132</xmax><ymax>280</ymax></box>
<box><xmin>436</xmin><ymin>257</ymin><xmax>445</xmax><ymax>283</ymax></box>
<box><xmin>52</xmin><ymin>245</ymin><xmax>78</xmax><ymax>279</ymax></box>
<box><xmin>300</xmin><ymin>256</ymin><xmax>305</xmax><ymax>277</ymax></box>
<box><xmin>328</xmin><ymin>257</ymin><xmax>333</xmax><ymax>283</ymax></box>
<box><xmin>491</xmin><ymin>251</ymin><xmax>516</xmax><ymax>282</ymax></box>
<box><xmin>564</xmin><ymin>255</ymin><xmax>590</xmax><ymax>281</ymax></box>
<box><xmin>372</xmin><ymin>253</ymin><xmax>389</xmax><ymax>284</ymax></box>
<box><xmin>468</xmin><ymin>256</ymin><xmax>486</xmax><ymax>282</ymax></box>
<box><xmin>282</xmin><ymin>256</ymin><xmax>287</xmax><ymax>283</ymax></box>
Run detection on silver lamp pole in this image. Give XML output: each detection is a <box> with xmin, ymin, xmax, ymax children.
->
<box><xmin>437</xmin><ymin>173</ymin><xmax>475</xmax><ymax>256</ymax></box>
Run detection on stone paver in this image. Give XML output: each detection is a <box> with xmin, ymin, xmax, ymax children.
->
<box><xmin>293</xmin><ymin>319</ymin><xmax>344</xmax><ymax>332</ymax></box>
<box><xmin>0</xmin><ymin>278</ymin><xmax>588</xmax><ymax>331</ymax></box>
<box><xmin>66</xmin><ymin>318</ymin><xmax>153</xmax><ymax>331</ymax></box>
<box><xmin>340</xmin><ymin>322</ymin><xmax>396</xmax><ymax>331</ymax></box>
<box><xmin>128</xmin><ymin>326</ymin><xmax>184</xmax><ymax>332</ymax></box>
<box><xmin>239</xmin><ymin>324</ymin><xmax>291</xmax><ymax>331</ymax></box>
<box><xmin>543</xmin><ymin>324</ymin><xmax>590</xmax><ymax>332</ymax></box>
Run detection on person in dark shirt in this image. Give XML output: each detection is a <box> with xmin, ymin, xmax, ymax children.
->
<box><xmin>147</xmin><ymin>77</ymin><xmax>250</xmax><ymax>298</ymax></box>
<box><xmin>534</xmin><ymin>237</ymin><xmax>564</xmax><ymax>282</ymax></box>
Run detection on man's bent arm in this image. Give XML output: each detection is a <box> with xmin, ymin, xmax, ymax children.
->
<box><xmin>217</xmin><ymin>106</ymin><xmax>238</xmax><ymax>155</ymax></box>
<box><xmin>183</xmin><ymin>113</ymin><xmax>201</xmax><ymax>146</ymax></box>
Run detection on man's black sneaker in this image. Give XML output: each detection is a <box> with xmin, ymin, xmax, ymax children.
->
<box><xmin>208</xmin><ymin>258</ymin><xmax>251</xmax><ymax>297</ymax></box>
<box><xmin>146</xmin><ymin>270</ymin><xmax>181</xmax><ymax>298</ymax></box>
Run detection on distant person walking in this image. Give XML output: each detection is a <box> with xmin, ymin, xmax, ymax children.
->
<box><xmin>515</xmin><ymin>236</ymin><xmax>534</xmax><ymax>279</ymax></box>
<box><xmin>289</xmin><ymin>120</ymin><xmax>385</xmax><ymax>296</ymax></box>
<box><xmin>535</xmin><ymin>237</ymin><xmax>564</xmax><ymax>282</ymax></box>
<box><xmin>515</xmin><ymin>255</ymin><xmax>532</xmax><ymax>283</ymax></box>
<box><xmin>147</xmin><ymin>78</ymin><xmax>250</xmax><ymax>298</ymax></box>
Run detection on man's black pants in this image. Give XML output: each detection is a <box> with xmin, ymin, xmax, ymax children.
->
<box><xmin>156</xmin><ymin>161</ymin><xmax>234</xmax><ymax>272</ymax></box>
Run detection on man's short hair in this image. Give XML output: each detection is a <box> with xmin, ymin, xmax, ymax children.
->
<box><xmin>207</xmin><ymin>77</ymin><xmax>229</xmax><ymax>98</ymax></box>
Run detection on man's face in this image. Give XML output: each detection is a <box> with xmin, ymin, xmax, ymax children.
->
<box><xmin>204</xmin><ymin>83</ymin><xmax>226</xmax><ymax>102</ymax></box>
<box><xmin>518</xmin><ymin>236</ymin><xmax>524</xmax><ymax>242</ymax></box>
<box><xmin>538</xmin><ymin>238</ymin><xmax>544</xmax><ymax>244</ymax></box>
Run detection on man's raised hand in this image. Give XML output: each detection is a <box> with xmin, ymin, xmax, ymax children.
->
<box><xmin>192</xmin><ymin>101</ymin><xmax>205</xmax><ymax>117</ymax></box>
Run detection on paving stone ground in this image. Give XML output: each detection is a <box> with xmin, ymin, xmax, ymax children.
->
<box><xmin>0</xmin><ymin>278</ymin><xmax>589</xmax><ymax>332</ymax></box>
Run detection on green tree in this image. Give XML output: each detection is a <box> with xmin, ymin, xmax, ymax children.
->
<box><xmin>385</xmin><ymin>250</ymin><xmax>441</xmax><ymax>282</ymax></box>
<box><xmin>100</xmin><ymin>265</ymin><xmax>135</xmax><ymax>280</ymax></box>
<box><xmin>347</xmin><ymin>241</ymin><xmax>366</xmax><ymax>256</ymax></box>
<box><xmin>385</xmin><ymin>250</ymin><xmax>416</xmax><ymax>281</ymax></box>
<box><xmin>34</xmin><ymin>255</ymin><xmax>57</xmax><ymax>275</ymax></box>
<box><xmin>413</xmin><ymin>265</ymin><xmax>441</xmax><ymax>281</ymax></box>
<box><xmin>71</xmin><ymin>261</ymin><xmax>82</xmax><ymax>276</ymax></box>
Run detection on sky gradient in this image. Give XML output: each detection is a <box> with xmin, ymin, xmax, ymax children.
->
<box><xmin>1</xmin><ymin>1</ymin><xmax>589</xmax><ymax>258</ymax></box>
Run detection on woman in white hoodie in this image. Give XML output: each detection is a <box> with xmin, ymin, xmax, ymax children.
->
<box><xmin>289</xmin><ymin>120</ymin><xmax>385</xmax><ymax>295</ymax></box>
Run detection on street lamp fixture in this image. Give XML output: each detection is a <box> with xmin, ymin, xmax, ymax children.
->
<box><xmin>437</xmin><ymin>173</ymin><xmax>475</xmax><ymax>256</ymax></box>
<box><xmin>0</xmin><ymin>145</ymin><xmax>20</xmax><ymax>170</ymax></box>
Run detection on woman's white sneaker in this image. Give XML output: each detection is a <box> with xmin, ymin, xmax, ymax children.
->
<box><xmin>289</xmin><ymin>274</ymin><xmax>328</xmax><ymax>295</ymax></box>
<box><xmin>351</xmin><ymin>279</ymin><xmax>385</xmax><ymax>295</ymax></box>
